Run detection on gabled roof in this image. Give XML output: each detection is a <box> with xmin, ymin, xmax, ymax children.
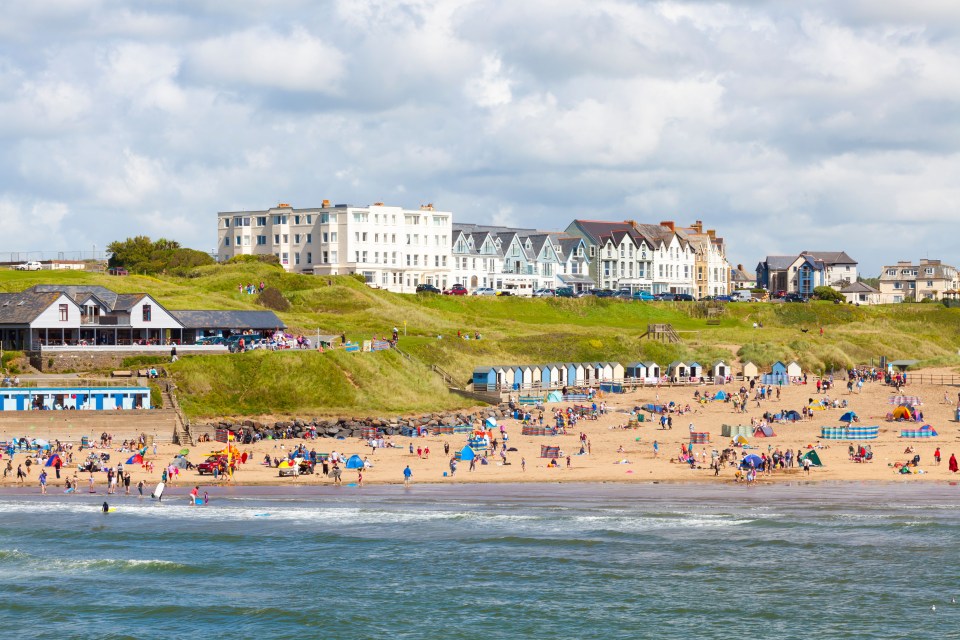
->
<box><xmin>760</xmin><ymin>256</ymin><xmax>796</xmax><ymax>271</ymax></box>
<box><xmin>0</xmin><ymin>292</ymin><xmax>66</xmax><ymax>324</ymax></box>
<box><xmin>800</xmin><ymin>251</ymin><xmax>857</xmax><ymax>266</ymax></box>
<box><xmin>168</xmin><ymin>310</ymin><xmax>286</xmax><ymax>330</ymax></box>
<box><xmin>29</xmin><ymin>285</ymin><xmax>120</xmax><ymax>309</ymax></box>
<box><xmin>840</xmin><ymin>282</ymin><xmax>879</xmax><ymax>294</ymax></box>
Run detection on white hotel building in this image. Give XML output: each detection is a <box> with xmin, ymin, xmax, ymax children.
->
<box><xmin>217</xmin><ymin>202</ymin><xmax>452</xmax><ymax>293</ymax></box>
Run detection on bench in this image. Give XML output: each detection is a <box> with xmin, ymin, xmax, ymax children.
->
<box><xmin>706</xmin><ymin>319</ymin><xmax>721</xmax><ymax>325</ymax></box>
<box><xmin>111</xmin><ymin>370</ymin><xmax>133</xmax><ymax>378</ymax></box>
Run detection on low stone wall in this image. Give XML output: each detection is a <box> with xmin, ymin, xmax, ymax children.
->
<box><xmin>200</xmin><ymin>404</ymin><xmax>517</xmax><ymax>442</ymax></box>
<box><xmin>30</xmin><ymin>351</ymin><xmax>139</xmax><ymax>373</ymax></box>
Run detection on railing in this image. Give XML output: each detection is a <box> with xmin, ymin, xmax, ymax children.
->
<box><xmin>0</xmin><ymin>378</ymin><xmax>143</xmax><ymax>389</ymax></box>
<box><xmin>474</xmin><ymin>375</ymin><xmax>743</xmax><ymax>393</ymax></box>
<box><xmin>892</xmin><ymin>374</ymin><xmax>960</xmax><ymax>386</ymax></box>
<box><xmin>39</xmin><ymin>344</ymin><xmax>228</xmax><ymax>353</ymax></box>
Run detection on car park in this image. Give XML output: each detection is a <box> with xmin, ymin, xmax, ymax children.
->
<box><xmin>442</xmin><ymin>284</ymin><xmax>468</xmax><ymax>295</ymax></box>
<box><xmin>415</xmin><ymin>284</ymin><xmax>441</xmax><ymax>294</ymax></box>
<box><xmin>593</xmin><ymin>289</ymin><xmax>617</xmax><ymax>298</ymax></box>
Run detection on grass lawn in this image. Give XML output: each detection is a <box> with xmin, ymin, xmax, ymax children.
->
<box><xmin>4</xmin><ymin>265</ymin><xmax>960</xmax><ymax>418</ymax></box>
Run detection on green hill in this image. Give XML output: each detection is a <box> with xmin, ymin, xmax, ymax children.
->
<box><xmin>3</xmin><ymin>265</ymin><xmax>960</xmax><ymax>418</ymax></box>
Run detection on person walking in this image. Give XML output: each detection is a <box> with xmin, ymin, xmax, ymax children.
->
<box><xmin>521</xmin><ymin>457</ymin><xmax>526</xmax><ymax>472</ymax></box>
<box><xmin>935</xmin><ymin>447</ymin><xmax>942</xmax><ymax>465</ymax></box>
<box><xmin>653</xmin><ymin>440</ymin><xmax>659</xmax><ymax>458</ymax></box>
<box><xmin>950</xmin><ymin>454</ymin><xmax>959</xmax><ymax>473</ymax></box>
<box><xmin>39</xmin><ymin>469</ymin><xmax>47</xmax><ymax>494</ymax></box>
<box><xmin>403</xmin><ymin>465</ymin><xmax>412</xmax><ymax>486</ymax></box>
<box><xmin>137</xmin><ymin>480</ymin><xmax>145</xmax><ymax>498</ymax></box>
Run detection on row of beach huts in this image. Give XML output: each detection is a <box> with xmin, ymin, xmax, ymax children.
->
<box><xmin>472</xmin><ymin>360</ymin><xmax>805</xmax><ymax>392</ymax></box>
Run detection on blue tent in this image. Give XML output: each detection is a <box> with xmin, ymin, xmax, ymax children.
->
<box><xmin>546</xmin><ymin>390</ymin><xmax>563</xmax><ymax>403</ymax></box>
<box><xmin>345</xmin><ymin>454</ymin><xmax>364</xmax><ymax>469</ymax></box>
<box><xmin>485</xmin><ymin>417</ymin><xmax>497</xmax><ymax>428</ymax></box>
<box><xmin>44</xmin><ymin>454</ymin><xmax>62</xmax><ymax>467</ymax></box>
<box><xmin>459</xmin><ymin>446</ymin><xmax>476</xmax><ymax>461</ymax></box>
<box><xmin>741</xmin><ymin>454</ymin><xmax>763</xmax><ymax>469</ymax></box>
<box><xmin>714</xmin><ymin>390</ymin><xmax>728</xmax><ymax>400</ymax></box>
<box><xmin>839</xmin><ymin>411</ymin><xmax>857</xmax><ymax>423</ymax></box>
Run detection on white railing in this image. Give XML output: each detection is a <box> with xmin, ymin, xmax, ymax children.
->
<box><xmin>39</xmin><ymin>345</ymin><xmax>228</xmax><ymax>353</ymax></box>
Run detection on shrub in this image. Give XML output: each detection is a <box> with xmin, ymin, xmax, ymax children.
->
<box><xmin>257</xmin><ymin>286</ymin><xmax>291</xmax><ymax>312</ymax></box>
<box><xmin>122</xmin><ymin>355</ymin><xmax>169</xmax><ymax>368</ymax></box>
<box><xmin>813</xmin><ymin>286</ymin><xmax>844</xmax><ymax>302</ymax></box>
<box><xmin>227</xmin><ymin>254</ymin><xmax>281</xmax><ymax>266</ymax></box>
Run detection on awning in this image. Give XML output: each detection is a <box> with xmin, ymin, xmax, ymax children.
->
<box><xmin>559</xmin><ymin>274</ymin><xmax>594</xmax><ymax>284</ymax></box>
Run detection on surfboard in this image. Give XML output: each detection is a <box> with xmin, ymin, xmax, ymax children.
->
<box><xmin>193</xmin><ymin>497</ymin><xmax>202</xmax><ymax>505</ymax></box>
<box><xmin>254</xmin><ymin>513</ymin><xmax>270</xmax><ymax>517</ymax></box>
<box><xmin>64</xmin><ymin>487</ymin><xmax>75</xmax><ymax>494</ymax></box>
<box><xmin>152</xmin><ymin>482</ymin><xmax>165</xmax><ymax>499</ymax></box>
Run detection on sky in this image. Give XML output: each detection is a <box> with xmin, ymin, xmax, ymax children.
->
<box><xmin>1</xmin><ymin>0</ymin><xmax>959</xmax><ymax>275</ymax></box>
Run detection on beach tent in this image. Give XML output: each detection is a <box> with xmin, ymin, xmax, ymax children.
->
<box><xmin>777</xmin><ymin>410</ymin><xmax>801</xmax><ymax>421</ymax></box>
<box><xmin>754</xmin><ymin>425</ymin><xmax>776</xmax><ymax>437</ymax></box>
<box><xmin>741</xmin><ymin>454</ymin><xmax>763</xmax><ymax>469</ymax></box>
<box><xmin>485</xmin><ymin>417</ymin><xmax>497</xmax><ymax>428</ymax></box>
<box><xmin>734</xmin><ymin>435</ymin><xmax>749</xmax><ymax>445</ymax></box>
<box><xmin>44</xmin><ymin>454</ymin><xmax>62</xmax><ymax>467</ymax></box>
<box><xmin>891</xmin><ymin>406</ymin><xmax>912</xmax><ymax>421</ymax></box>
<box><xmin>546</xmin><ymin>390</ymin><xmax>563</xmax><ymax>403</ymax></box>
<box><xmin>900</xmin><ymin>425</ymin><xmax>938</xmax><ymax>438</ymax></box>
<box><xmin>126</xmin><ymin>453</ymin><xmax>144</xmax><ymax>465</ymax></box>
<box><xmin>714</xmin><ymin>390</ymin><xmax>728</xmax><ymax>401</ymax></box>
<box><xmin>800</xmin><ymin>450</ymin><xmax>823</xmax><ymax>467</ymax></box>
<box><xmin>170</xmin><ymin>456</ymin><xmax>187</xmax><ymax>469</ymax></box>
<box><xmin>839</xmin><ymin>411</ymin><xmax>857</xmax><ymax>424</ymax></box>
<box><xmin>459</xmin><ymin>446</ymin><xmax>476</xmax><ymax>462</ymax></box>
<box><xmin>345</xmin><ymin>454</ymin><xmax>364</xmax><ymax>470</ymax></box>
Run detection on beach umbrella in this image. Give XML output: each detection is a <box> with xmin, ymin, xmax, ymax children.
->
<box><xmin>741</xmin><ymin>454</ymin><xmax>763</xmax><ymax>469</ymax></box>
<box><xmin>839</xmin><ymin>411</ymin><xmax>857</xmax><ymax>424</ymax></box>
<box><xmin>179</xmin><ymin>448</ymin><xmax>190</xmax><ymax>456</ymax></box>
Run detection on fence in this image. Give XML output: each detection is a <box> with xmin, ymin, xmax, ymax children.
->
<box><xmin>476</xmin><ymin>375</ymin><xmax>747</xmax><ymax>393</ymax></box>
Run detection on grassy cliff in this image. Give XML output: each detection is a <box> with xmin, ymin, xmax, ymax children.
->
<box><xmin>3</xmin><ymin>265</ymin><xmax>960</xmax><ymax>418</ymax></box>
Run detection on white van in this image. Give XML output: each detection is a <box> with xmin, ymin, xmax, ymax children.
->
<box><xmin>731</xmin><ymin>289</ymin><xmax>754</xmax><ymax>302</ymax></box>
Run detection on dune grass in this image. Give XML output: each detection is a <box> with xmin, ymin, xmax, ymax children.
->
<box><xmin>4</xmin><ymin>265</ymin><xmax>960</xmax><ymax>417</ymax></box>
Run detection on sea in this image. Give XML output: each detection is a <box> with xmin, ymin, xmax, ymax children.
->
<box><xmin>1</xmin><ymin>482</ymin><xmax>959</xmax><ymax>639</ymax></box>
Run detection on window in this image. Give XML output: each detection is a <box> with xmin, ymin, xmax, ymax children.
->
<box><xmin>306</xmin><ymin>215</ymin><xmax>312</xmax><ymax>224</ymax></box>
<box><xmin>143</xmin><ymin>304</ymin><xmax>152</xmax><ymax>322</ymax></box>
<box><xmin>256</xmin><ymin>216</ymin><xmax>266</xmax><ymax>226</ymax></box>
<box><xmin>894</xmin><ymin>283</ymin><xmax>902</xmax><ymax>289</ymax></box>
<box><xmin>330</xmin><ymin>233</ymin><xmax>337</xmax><ymax>242</ymax></box>
<box><xmin>294</xmin><ymin>215</ymin><xmax>301</xmax><ymax>225</ymax></box>
<box><xmin>307</xmin><ymin>252</ymin><xmax>312</xmax><ymax>264</ymax></box>
<box><xmin>295</xmin><ymin>254</ymin><xmax>300</xmax><ymax>265</ymax></box>
<box><xmin>322</xmin><ymin>232</ymin><xmax>329</xmax><ymax>243</ymax></box>
<box><xmin>236</xmin><ymin>236</ymin><xmax>241</xmax><ymax>245</ymax></box>
<box><xmin>224</xmin><ymin>218</ymin><xmax>230</xmax><ymax>228</ymax></box>
<box><xmin>306</xmin><ymin>234</ymin><xmax>312</xmax><ymax>243</ymax></box>
<box><xmin>274</xmin><ymin>234</ymin><xmax>280</xmax><ymax>244</ymax></box>
<box><xmin>59</xmin><ymin>304</ymin><xmax>68</xmax><ymax>321</ymax></box>
<box><xmin>927</xmin><ymin>281</ymin><xmax>934</xmax><ymax>287</ymax></box>
<box><xmin>294</xmin><ymin>234</ymin><xmax>301</xmax><ymax>244</ymax></box>
<box><xmin>926</xmin><ymin>268</ymin><xmax>934</xmax><ymax>275</ymax></box>
<box><xmin>887</xmin><ymin>269</ymin><xmax>896</xmax><ymax>276</ymax></box>
<box><xmin>224</xmin><ymin>237</ymin><xmax>230</xmax><ymax>246</ymax></box>
<box><xmin>282</xmin><ymin>234</ymin><xmax>288</xmax><ymax>243</ymax></box>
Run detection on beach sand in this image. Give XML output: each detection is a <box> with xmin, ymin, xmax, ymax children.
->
<box><xmin>2</xmin><ymin>368</ymin><xmax>960</xmax><ymax>491</ymax></box>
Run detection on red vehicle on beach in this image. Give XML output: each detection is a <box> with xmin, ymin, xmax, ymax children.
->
<box><xmin>197</xmin><ymin>455</ymin><xmax>236</xmax><ymax>475</ymax></box>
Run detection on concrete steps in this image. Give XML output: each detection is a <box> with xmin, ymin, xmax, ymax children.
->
<box><xmin>0</xmin><ymin>410</ymin><xmax>179</xmax><ymax>444</ymax></box>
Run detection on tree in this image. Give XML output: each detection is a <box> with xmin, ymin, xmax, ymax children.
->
<box><xmin>813</xmin><ymin>286</ymin><xmax>844</xmax><ymax>302</ymax></box>
<box><xmin>107</xmin><ymin>236</ymin><xmax>213</xmax><ymax>275</ymax></box>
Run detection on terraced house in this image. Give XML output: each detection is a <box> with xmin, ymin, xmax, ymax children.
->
<box><xmin>450</xmin><ymin>224</ymin><xmax>591</xmax><ymax>294</ymax></box>
<box><xmin>756</xmin><ymin>251</ymin><xmax>858</xmax><ymax>296</ymax></box>
<box><xmin>564</xmin><ymin>220</ymin><xmax>709</xmax><ymax>295</ymax></box>
<box><xmin>878</xmin><ymin>259</ymin><xmax>960</xmax><ymax>303</ymax></box>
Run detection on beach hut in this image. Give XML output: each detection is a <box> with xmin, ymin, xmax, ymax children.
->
<box><xmin>688</xmin><ymin>362</ymin><xmax>702</xmax><ymax>379</ymax></box>
<box><xmin>742</xmin><ymin>361</ymin><xmax>759</xmax><ymax>381</ymax></box>
<box><xmin>763</xmin><ymin>361</ymin><xmax>789</xmax><ymax>386</ymax></box>
<box><xmin>569</xmin><ymin>363</ymin><xmax>585</xmax><ymax>386</ymax></box>
<box><xmin>668</xmin><ymin>361</ymin><xmax>689</xmax><ymax>381</ymax></box>
<box><xmin>511</xmin><ymin>366</ymin><xmax>525</xmax><ymax>389</ymax></box>
<box><xmin>472</xmin><ymin>367</ymin><xmax>496</xmax><ymax>392</ymax></box>
<box><xmin>786</xmin><ymin>361</ymin><xmax>803</xmax><ymax>379</ymax></box>
<box><xmin>520</xmin><ymin>365</ymin><xmax>534</xmax><ymax>389</ymax></box>
<box><xmin>625</xmin><ymin>362</ymin><xmax>645</xmax><ymax>381</ymax></box>
<box><xmin>644</xmin><ymin>362</ymin><xmax>661</xmax><ymax>381</ymax></box>
<box><xmin>712</xmin><ymin>360</ymin><xmax>729</xmax><ymax>380</ymax></box>
<box><xmin>531</xmin><ymin>365</ymin><xmax>542</xmax><ymax>386</ymax></box>
<box><xmin>609</xmin><ymin>362</ymin><xmax>625</xmax><ymax>382</ymax></box>
<box><xmin>547</xmin><ymin>363</ymin><xmax>563</xmax><ymax>386</ymax></box>
<box><xmin>499</xmin><ymin>366</ymin><xmax>515</xmax><ymax>389</ymax></box>
<box><xmin>598</xmin><ymin>362</ymin><xmax>615</xmax><ymax>382</ymax></box>
<box><xmin>492</xmin><ymin>366</ymin><xmax>508</xmax><ymax>389</ymax></box>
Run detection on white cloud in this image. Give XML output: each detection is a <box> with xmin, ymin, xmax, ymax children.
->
<box><xmin>190</xmin><ymin>26</ymin><xmax>345</xmax><ymax>92</ymax></box>
<box><xmin>464</xmin><ymin>54</ymin><xmax>512</xmax><ymax>107</ymax></box>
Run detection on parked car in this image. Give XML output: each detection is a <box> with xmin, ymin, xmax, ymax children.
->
<box><xmin>656</xmin><ymin>293</ymin><xmax>676</xmax><ymax>301</ymax></box>
<box><xmin>784</xmin><ymin>293</ymin><xmax>807</xmax><ymax>303</ymax></box>
<box><xmin>614</xmin><ymin>290</ymin><xmax>633</xmax><ymax>300</ymax></box>
<box><xmin>555</xmin><ymin>287</ymin><xmax>576</xmax><ymax>298</ymax></box>
<box><xmin>730</xmin><ymin>290</ymin><xmax>754</xmax><ymax>302</ymax></box>
<box><xmin>195</xmin><ymin>336</ymin><xmax>225</xmax><ymax>346</ymax></box>
<box><xmin>532</xmin><ymin>289</ymin><xmax>555</xmax><ymax>298</ymax></box>
<box><xmin>772</xmin><ymin>290</ymin><xmax>786</xmax><ymax>299</ymax></box>
<box><xmin>714</xmin><ymin>295</ymin><xmax>733</xmax><ymax>302</ymax></box>
<box><xmin>593</xmin><ymin>289</ymin><xmax>617</xmax><ymax>298</ymax></box>
<box><xmin>225</xmin><ymin>333</ymin><xmax>263</xmax><ymax>352</ymax></box>
<box><xmin>15</xmin><ymin>261</ymin><xmax>42</xmax><ymax>271</ymax></box>
<box><xmin>107</xmin><ymin>267</ymin><xmax>128</xmax><ymax>276</ymax></box>
<box><xmin>674</xmin><ymin>293</ymin><xmax>696</xmax><ymax>302</ymax></box>
<box><xmin>472</xmin><ymin>287</ymin><xmax>496</xmax><ymax>296</ymax></box>
<box><xmin>632</xmin><ymin>291</ymin><xmax>656</xmax><ymax>301</ymax></box>
<box><xmin>415</xmin><ymin>284</ymin><xmax>441</xmax><ymax>294</ymax></box>
<box><xmin>442</xmin><ymin>284</ymin><xmax>468</xmax><ymax>296</ymax></box>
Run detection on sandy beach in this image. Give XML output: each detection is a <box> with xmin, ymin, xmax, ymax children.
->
<box><xmin>3</xmin><ymin>367</ymin><xmax>960</xmax><ymax>492</ymax></box>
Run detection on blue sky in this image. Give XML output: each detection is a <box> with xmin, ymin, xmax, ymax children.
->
<box><xmin>1</xmin><ymin>0</ymin><xmax>959</xmax><ymax>274</ymax></box>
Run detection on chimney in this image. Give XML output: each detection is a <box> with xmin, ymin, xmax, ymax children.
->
<box><xmin>737</xmin><ymin>264</ymin><xmax>744</xmax><ymax>271</ymax></box>
<box><xmin>691</xmin><ymin>220</ymin><xmax>703</xmax><ymax>233</ymax></box>
<box><xmin>707</xmin><ymin>229</ymin><xmax>716</xmax><ymax>239</ymax></box>
<box><xmin>660</xmin><ymin>221</ymin><xmax>675</xmax><ymax>232</ymax></box>
<box><xmin>322</xmin><ymin>199</ymin><xmax>330</xmax><ymax>208</ymax></box>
